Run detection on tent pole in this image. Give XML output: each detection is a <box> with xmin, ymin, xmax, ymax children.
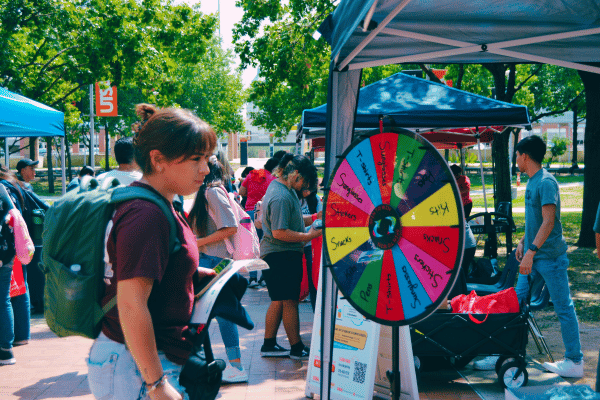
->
<box><xmin>4</xmin><ymin>139</ymin><xmax>8</xmax><ymax>168</ymax></box>
<box><xmin>477</xmin><ymin>134</ymin><xmax>488</xmax><ymax>213</ymax></box>
<box><xmin>61</xmin><ymin>136</ymin><xmax>66</xmax><ymax>195</ymax></box>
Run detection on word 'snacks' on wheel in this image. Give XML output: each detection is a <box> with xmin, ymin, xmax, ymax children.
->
<box><xmin>323</xmin><ymin>129</ymin><xmax>465</xmax><ymax>326</ymax></box>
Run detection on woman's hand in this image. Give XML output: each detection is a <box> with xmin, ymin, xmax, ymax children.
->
<box><xmin>147</xmin><ymin>380</ymin><xmax>183</xmax><ymax>400</ymax></box>
<box><xmin>197</xmin><ymin>267</ymin><xmax>217</xmax><ymax>279</ymax></box>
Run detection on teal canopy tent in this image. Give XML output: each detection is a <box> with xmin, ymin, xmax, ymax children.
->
<box><xmin>0</xmin><ymin>87</ymin><xmax>66</xmax><ymax>192</ymax></box>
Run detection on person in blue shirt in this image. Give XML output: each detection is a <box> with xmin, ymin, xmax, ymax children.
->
<box><xmin>514</xmin><ymin>135</ymin><xmax>582</xmax><ymax>378</ymax></box>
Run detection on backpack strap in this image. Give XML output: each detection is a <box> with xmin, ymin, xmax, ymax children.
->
<box><xmin>110</xmin><ymin>186</ymin><xmax>182</xmax><ymax>254</ymax></box>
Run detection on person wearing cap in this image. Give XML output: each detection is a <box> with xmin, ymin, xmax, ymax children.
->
<box><xmin>16</xmin><ymin>159</ymin><xmax>39</xmax><ymax>192</ymax></box>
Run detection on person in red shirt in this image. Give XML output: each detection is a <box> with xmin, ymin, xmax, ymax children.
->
<box><xmin>451</xmin><ymin>164</ymin><xmax>473</xmax><ymax>218</ymax></box>
<box><xmin>87</xmin><ymin>104</ymin><xmax>217</xmax><ymax>400</ymax></box>
<box><xmin>239</xmin><ymin>157</ymin><xmax>280</xmax><ymax>287</ymax></box>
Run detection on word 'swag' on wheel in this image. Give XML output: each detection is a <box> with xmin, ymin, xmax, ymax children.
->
<box><xmin>323</xmin><ymin>129</ymin><xmax>465</xmax><ymax>326</ymax></box>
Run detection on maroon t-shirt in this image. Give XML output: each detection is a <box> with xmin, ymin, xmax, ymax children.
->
<box><xmin>100</xmin><ymin>182</ymin><xmax>199</xmax><ymax>365</ymax></box>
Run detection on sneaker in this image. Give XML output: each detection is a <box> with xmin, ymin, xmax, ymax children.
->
<box><xmin>0</xmin><ymin>348</ymin><xmax>16</xmax><ymax>365</ymax></box>
<box><xmin>289</xmin><ymin>345</ymin><xmax>310</xmax><ymax>360</ymax></box>
<box><xmin>543</xmin><ymin>359</ymin><xmax>584</xmax><ymax>378</ymax></box>
<box><xmin>259</xmin><ymin>279</ymin><xmax>267</xmax><ymax>287</ymax></box>
<box><xmin>13</xmin><ymin>340</ymin><xmax>28</xmax><ymax>347</ymax></box>
<box><xmin>248</xmin><ymin>278</ymin><xmax>258</xmax><ymax>288</ymax></box>
<box><xmin>473</xmin><ymin>356</ymin><xmax>499</xmax><ymax>371</ymax></box>
<box><xmin>221</xmin><ymin>365</ymin><xmax>248</xmax><ymax>383</ymax></box>
<box><xmin>260</xmin><ymin>343</ymin><xmax>289</xmax><ymax>357</ymax></box>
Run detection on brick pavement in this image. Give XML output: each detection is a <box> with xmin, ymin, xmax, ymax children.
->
<box><xmin>0</xmin><ymin>284</ymin><xmax>485</xmax><ymax>400</ymax></box>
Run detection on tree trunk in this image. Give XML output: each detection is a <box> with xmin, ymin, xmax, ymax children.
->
<box><xmin>29</xmin><ymin>137</ymin><xmax>38</xmax><ymax>160</ymax></box>
<box><xmin>492</xmin><ymin>129</ymin><xmax>512</xmax><ymax>204</ymax></box>
<box><xmin>66</xmin><ymin>137</ymin><xmax>72</xmax><ymax>181</ymax></box>
<box><xmin>571</xmin><ymin>103</ymin><xmax>579</xmax><ymax>171</ymax></box>
<box><xmin>577</xmin><ymin>68</ymin><xmax>600</xmax><ymax>247</ymax></box>
<box><xmin>46</xmin><ymin>137</ymin><xmax>54</xmax><ymax>194</ymax></box>
<box><xmin>484</xmin><ymin>64</ymin><xmax>513</xmax><ymax>205</ymax></box>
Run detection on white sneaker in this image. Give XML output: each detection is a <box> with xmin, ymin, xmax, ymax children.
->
<box><xmin>473</xmin><ymin>356</ymin><xmax>499</xmax><ymax>371</ymax></box>
<box><xmin>543</xmin><ymin>359</ymin><xmax>584</xmax><ymax>378</ymax></box>
<box><xmin>222</xmin><ymin>365</ymin><xmax>248</xmax><ymax>383</ymax></box>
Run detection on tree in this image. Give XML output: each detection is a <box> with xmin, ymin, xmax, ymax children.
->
<box><xmin>577</xmin><ymin>67</ymin><xmax>600</xmax><ymax>247</ymax></box>
<box><xmin>1</xmin><ymin>0</ymin><xmax>217</xmax><ymax>191</ymax></box>
<box><xmin>234</xmin><ymin>0</ymin><xmax>335</xmax><ymax>136</ymax></box>
<box><xmin>174</xmin><ymin>38</ymin><xmax>246</xmax><ymax>137</ymax></box>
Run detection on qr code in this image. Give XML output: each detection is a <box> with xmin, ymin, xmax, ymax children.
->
<box><xmin>353</xmin><ymin>361</ymin><xmax>367</xmax><ymax>384</ymax></box>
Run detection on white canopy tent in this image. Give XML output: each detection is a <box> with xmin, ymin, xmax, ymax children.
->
<box><xmin>316</xmin><ymin>2</ymin><xmax>600</xmax><ymax>399</ymax></box>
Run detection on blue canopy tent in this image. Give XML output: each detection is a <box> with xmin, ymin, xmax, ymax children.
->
<box><xmin>0</xmin><ymin>87</ymin><xmax>67</xmax><ymax>192</ymax></box>
<box><xmin>301</xmin><ymin>71</ymin><xmax>530</xmax><ymax>148</ymax></box>
<box><xmin>314</xmin><ymin>2</ymin><xmax>600</xmax><ymax>399</ymax></box>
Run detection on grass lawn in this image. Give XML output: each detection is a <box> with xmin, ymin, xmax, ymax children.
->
<box><xmin>471</xmin><ymin>185</ymin><xmax>583</xmax><ymax>208</ymax></box>
<box><xmin>467</xmin><ymin>172</ymin><xmax>583</xmax><ymax>192</ymax></box>
<box><xmin>489</xmin><ymin>212</ymin><xmax>599</xmax><ymax>322</ymax></box>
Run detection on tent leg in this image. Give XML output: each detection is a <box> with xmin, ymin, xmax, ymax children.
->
<box><xmin>4</xmin><ymin>139</ymin><xmax>8</xmax><ymax>169</ymax></box>
<box><xmin>61</xmin><ymin>136</ymin><xmax>66</xmax><ymax>195</ymax></box>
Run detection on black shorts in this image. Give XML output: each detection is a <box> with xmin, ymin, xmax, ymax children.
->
<box><xmin>262</xmin><ymin>251</ymin><xmax>303</xmax><ymax>301</ymax></box>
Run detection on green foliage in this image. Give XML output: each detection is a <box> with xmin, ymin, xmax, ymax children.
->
<box><xmin>234</xmin><ymin>0</ymin><xmax>335</xmax><ymax>136</ymax></box>
<box><xmin>174</xmin><ymin>38</ymin><xmax>246</xmax><ymax>137</ymax></box>
<box><xmin>0</xmin><ymin>0</ymin><xmax>217</xmax><ymax>137</ymax></box>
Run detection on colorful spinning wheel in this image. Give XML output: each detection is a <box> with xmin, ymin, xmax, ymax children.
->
<box><xmin>323</xmin><ymin>129</ymin><xmax>465</xmax><ymax>326</ymax></box>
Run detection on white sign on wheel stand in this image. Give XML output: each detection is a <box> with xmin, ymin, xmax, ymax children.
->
<box><xmin>305</xmin><ymin>276</ymin><xmax>380</xmax><ymax>400</ymax></box>
<box><xmin>305</xmin><ymin>271</ymin><xmax>420</xmax><ymax>400</ymax></box>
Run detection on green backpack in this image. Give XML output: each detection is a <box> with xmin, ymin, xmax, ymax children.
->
<box><xmin>41</xmin><ymin>178</ymin><xmax>181</xmax><ymax>339</ymax></box>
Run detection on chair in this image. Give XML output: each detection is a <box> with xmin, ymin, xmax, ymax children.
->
<box><xmin>466</xmin><ymin>249</ymin><xmax>519</xmax><ymax>296</ymax></box>
<box><xmin>528</xmin><ymin>278</ymin><xmax>554</xmax><ymax>362</ymax></box>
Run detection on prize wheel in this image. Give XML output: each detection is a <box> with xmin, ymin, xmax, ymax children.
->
<box><xmin>323</xmin><ymin>129</ymin><xmax>464</xmax><ymax>326</ymax></box>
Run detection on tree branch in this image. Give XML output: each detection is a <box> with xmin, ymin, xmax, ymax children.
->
<box><xmin>418</xmin><ymin>64</ymin><xmax>442</xmax><ymax>83</ymax></box>
<box><xmin>49</xmin><ymin>82</ymin><xmax>88</xmax><ymax>107</ymax></box>
<box><xmin>18</xmin><ymin>38</ymin><xmax>49</xmax><ymax>71</ymax></box>
<box><xmin>515</xmin><ymin>64</ymin><xmax>543</xmax><ymax>92</ymax></box>
<box><xmin>38</xmin><ymin>45</ymin><xmax>78</xmax><ymax>77</ymax></box>
<box><xmin>531</xmin><ymin>91</ymin><xmax>585</xmax><ymax>122</ymax></box>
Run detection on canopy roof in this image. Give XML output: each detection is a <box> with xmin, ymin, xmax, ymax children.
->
<box><xmin>301</xmin><ymin>72</ymin><xmax>530</xmax><ymax>148</ymax></box>
<box><xmin>0</xmin><ymin>87</ymin><xmax>64</xmax><ymax>137</ymax></box>
<box><xmin>319</xmin><ymin>0</ymin><xmax>600</xmax><ymax>74</ymax></box>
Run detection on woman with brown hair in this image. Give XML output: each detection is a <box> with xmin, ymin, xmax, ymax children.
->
<box><xmin>86</xmin><ymin>104</ymin><xmax>217</xmax><ymax>400</ymax></box>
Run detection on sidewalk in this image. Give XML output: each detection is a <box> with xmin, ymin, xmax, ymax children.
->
<box><xmin>2</xmin><ymin>276</ymin><xmax>581</xmax><ymax>400</ymax></box>
<box><xmin>0</xmin><ymin>283</ymin><xmax>481</xmax><ymax>400</ymax></box>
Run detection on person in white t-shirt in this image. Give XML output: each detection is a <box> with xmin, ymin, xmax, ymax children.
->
<box><xmin>96</xmin><ymin>137</ymin><xmax>142</xmax><ymax>186</ymax></box>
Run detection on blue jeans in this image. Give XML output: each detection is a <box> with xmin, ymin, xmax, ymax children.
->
<box><xmin>198</xmin><ymin>254</ymin><xmax>241</xmax><ymax>362</ymax></box>
<box><xmin>0</xmin><ymin>261</ymin><xmax>31</xmax><ymax>349</ymax></box>
<box><xmin>515</xmin><ymin>253</ymin><xmax>583</xmax><ymax>363</ymax></box>
<box><xmin>87</xmin><ymin>332</ymin><xmax>188</xmax><ymax>399</ymax></box>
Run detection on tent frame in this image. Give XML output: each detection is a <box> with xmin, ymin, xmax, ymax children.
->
<box><xmin>318</xmin><ymin>2</ymin><xmax>600</xmax><ymax>399</ymax></box>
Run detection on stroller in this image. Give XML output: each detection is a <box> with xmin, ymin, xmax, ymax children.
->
<box><xmin>410</xmin><ymin>299</ymin><xmax>531</xmax><ymax>390</ymax></box>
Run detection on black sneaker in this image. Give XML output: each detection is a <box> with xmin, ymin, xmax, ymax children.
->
<box><xmin>260</xmin><ymin>343</ymin><xmax>289</xmax><ymax>357</ymax></box>
<box><xmin>0</xmin><ymin>348</ymin><xmax>16</xmax><ymax>365</ymax></box>
<box><xmin>289</xmin><ymin>345</ymin><xmax>310</xmax><ymax>360</ymax></box>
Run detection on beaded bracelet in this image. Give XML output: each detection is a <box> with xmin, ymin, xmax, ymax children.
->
<box><xmin>146</xmin><ymin>374</ymin><xmax>166</xmax><ymax>395</ymax></box>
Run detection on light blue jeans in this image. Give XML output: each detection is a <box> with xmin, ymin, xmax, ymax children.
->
<box><xmin>515</xmin><ymin>253</ymin><xmax>583</xmax><ymax>363</ymax></box>
<box><xmin>198</xmin><ymin>253</ymin><xmax>241</xmax><ymax>362</ymax></box>
<box><xmin>0</xmin><ymin>261</ymin><xmax>31</xmax><ymax>350</ymax></box>
<box><xmin>86</xmin><ymin>332</ymin><xmax>189</xmax><ymax>400</ymax></box>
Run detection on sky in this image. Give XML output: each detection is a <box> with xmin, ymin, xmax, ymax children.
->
<box><xmin>181</xmin><ymin>0</ymin><xmax>258</xmax><ymax>89</ymax></box>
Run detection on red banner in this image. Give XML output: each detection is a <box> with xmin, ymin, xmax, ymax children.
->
<box><xmin>95</xmin><ymin>81</ymin><xmax>118</xmax><ymax>117</ymax></box>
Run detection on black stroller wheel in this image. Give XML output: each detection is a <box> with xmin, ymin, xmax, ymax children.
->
<box><xmin>498</xmin><ymin>361</ymin><xmax>528</xmax><ymax>389</ymax></box>
<box><xmin>495</xmin><ymin>356</ymin><xmax>514</xmax><ymax>374</ymax></box>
